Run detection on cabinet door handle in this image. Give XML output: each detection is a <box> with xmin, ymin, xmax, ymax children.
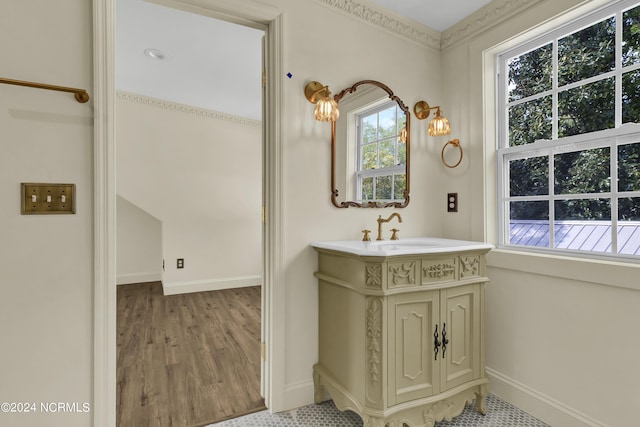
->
<box><xmin>442</xmin><ymin>323</ymin><xmax>449</xmax><ymax>359</ymax></box>
<box><xmin>433</xmin><ymin>324</ymin><xmax>441</xmax><ymax>360</ymax></box>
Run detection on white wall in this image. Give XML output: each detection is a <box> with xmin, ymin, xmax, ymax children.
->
<box><xmin>0</xmin><ymin>1</ymin><xmax>93</xmax><ymax>426</ymax></box>
<box><xmin>9</xmin><ymin>1</ymin><xmax>636</xmax><ymax>425</ymax></box>
<box><xmin>116</xmin><ymin>93</ymin><xmax>262</xmax><ymax>294</ymax></box>
<box><xmin>442</xmin><ymin>0</ymin><xmax>640</xmax><ymax>425</ymax></box>
<box><xmin>269</xmin><ymin>0</ymin><xmax>446</xmax><ymax>406</ymax></box>
<box><xmin>116</xmin><ymin>195</ymin><xmax>162</xmax><ymax>284</ymax></box>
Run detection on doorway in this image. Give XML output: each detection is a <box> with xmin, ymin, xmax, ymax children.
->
<box><xmin>93</xmin><ymin>0</ymin><xmax>285</xmax><ymax>425</ymax></box>
<box><xmin>115</xmin><ymin>0</ymin><xmax>264</xmax><ymax>425</ymax></box>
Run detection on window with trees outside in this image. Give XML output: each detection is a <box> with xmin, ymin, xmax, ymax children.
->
<box><xmin>497</xmin><ymin>0</ymin><xmax>640</xmax><ymax>259</ymax></box>
<box><xmin>356</xmin><ymin>100</ymin><xmax>407</xmax><ymax>202</ymax></box>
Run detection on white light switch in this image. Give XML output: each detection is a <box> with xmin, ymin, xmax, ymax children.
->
<box><xmin>31</xmin><ymin>195</ymin><xmax>37</xmax><ymax>203</ymax></box>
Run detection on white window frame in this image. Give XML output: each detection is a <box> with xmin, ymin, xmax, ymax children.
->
<box><xmin>496</xmin><ymin>0</ymin><xmax>640</xmax><ymax>261</ymax></box>
<box><xmin>354</xmin><ymin>99</ymin><xmax>406</xmax><ymax>203</ymax></box>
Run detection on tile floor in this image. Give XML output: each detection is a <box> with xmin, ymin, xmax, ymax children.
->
<box><xmin>208</xmin><ymin>394</ymin><xmax>549</xmax><ymax>426</ymax></box>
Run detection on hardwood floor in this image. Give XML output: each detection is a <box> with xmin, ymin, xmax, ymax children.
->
<box><xmin>117</xmin><ymin>282</ymin><xmax>265</xmax><ymax>427</ymax></box>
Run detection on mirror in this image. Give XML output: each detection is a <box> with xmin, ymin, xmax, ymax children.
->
<box><xmin>331</xmin><ymin>80</ymin><xmax>410</xmax><ymax>208</ymax></box>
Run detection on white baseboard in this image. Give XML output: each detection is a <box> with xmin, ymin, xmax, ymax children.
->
<box><xmin>283</xmin><ymin>379</ymin><xmax>315</xmax><ymax>411</ymax></box>
<box><xmin>162</xmin><ymin>275</ymin><xmax>261</xmax><ymax>295</ymax></box>
<box><xmin>116</xmin><ymin>271</ymin><xmax>161</xmax><ymax>285</ymax></box>
<box><xmin>486</xmin><ymin>367</ymin><xmax>608</xmax><ymax>427</ymax></box>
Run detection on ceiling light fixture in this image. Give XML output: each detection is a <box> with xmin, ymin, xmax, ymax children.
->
<box><xmin>144</xmin><ymin>48</ymin><xmax>168</xmax><ymax>60</ymax></box>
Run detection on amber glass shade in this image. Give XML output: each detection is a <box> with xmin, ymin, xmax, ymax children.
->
<box><xmin>315</xmin><ymin>97</ymin><xmax>340</xmax><ymax>122</ymax></box>
<box><xmin>428</xmin><ymin>110</ymin><xmax>451</xmax><ymax>136</ymax></box>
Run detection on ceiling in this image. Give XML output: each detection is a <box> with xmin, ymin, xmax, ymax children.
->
<box><xmin>116</xmin><ymin>0</ymin><xmax>493</xmax><ymax>120</ymax></box>
<box><xmin>369</xmin><ymin>0</ymin><xmax>493</xmax><ymax>32</ymax></box>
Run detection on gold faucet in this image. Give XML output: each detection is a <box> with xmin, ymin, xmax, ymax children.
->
<box><xmin>376</xmin><ymin>213</ymin><xmax>402</xmax><ymax>241</ymax></box>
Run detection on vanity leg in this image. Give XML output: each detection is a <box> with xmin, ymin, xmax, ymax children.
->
<box><xmin>475</xmin><ymin>384</ymin><xmax>488</xmax><ymax>415</ymax></box>
<box><xmin>313</xmin><ymin>367</ymin><xmax>324</xmax><ymax>404</ymax></box>
<box><xmin>361</xmin><ymin>414</ymin><xmax>386</xmax><ymax>427</ymax></box>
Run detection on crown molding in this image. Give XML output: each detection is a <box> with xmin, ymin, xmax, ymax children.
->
<box><xmin>441</xmin><ymin>0</ymin><xmax>543</xmax><ymax>50</ymax></box>
<box><xmin>313</xmin><ymin>0</ymin><xmax>441</xmax><ymax>50</ymax></box>
<box><xmin>116</xmin><ymin>91</ymin><xmax>262</xmax><ymax>128</ymax></box>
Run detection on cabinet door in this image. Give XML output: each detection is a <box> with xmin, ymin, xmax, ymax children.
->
<box><xmin>388</xmin><ymin>290</ymin><xmax>440</xmax><ymax>406</ymax></box>
<box><xmin>440</xmin><ymin>284</ymin><xmax>481</xmax><ymax>391</ymax></box>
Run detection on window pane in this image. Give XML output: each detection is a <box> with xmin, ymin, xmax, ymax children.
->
<box><xmin>554</xmin><ymin>199</ymin><xmax>612</xmax><ymax>252</ymax></box>
<box><xmin>398</xmin><ymin>111</ymin><xmax>406</xmax><ymax>129</ymax></box>
<box><xmin>375</xmin><ymin>175</ymin><xmax>392</xmax><ymax>200</ymax></box>
<box><xmin>397</xmin><ymin>138</ymin><xmax>406</xmax><ymax>165</ymax></box>
<box><xmin>361</xmin><ymin>143</ymin><xmax>377</xmax><ymax>170</ymax></box>
<box><xmin>509</xmin><ymin>156</ymin><xmax>549</xmax><ymax>196</ymax></box>
<box><xmin>508</xmin><ymin>96</ymin><xmax>552</xmax><ymax>146</ymax></box>
<box><xmin>379</xmin><ymin>138</ymin><xmax>395</xmax><ymax>168</ymax></box>
<box><xmin>555</xmin><ymin>198</ymin><xmax>611</xmax><ymax>220</ymax></box>
<box><xmin>623</xmin><ymin>4</ymin><xmax>640</xmax><ymax>67</ymax></box>
<box><xmin>362</xmin><ymin>177</ymin><xmax>373</xmax><ymax>201</ymax></box>
<box><xmin>619</xmin><ymin>197</ymin><xmax>640</xmax><ymax>220</ymax></box>
<box><xmin>554</xmin><ymin>148</ymin><xmax>610</xmax><ymax>194</ymax></box>
<box><xmin>362</xmin><ymin>115</ymin><xmax>377</xmax><ymax>143</ymax></box>
<box><xmin>509</xmin><ymin>201</ymin><xmax>549</xmax><ymax>247</ymax></box>
<box><xmin>394</xmin><ymin>174</ymin><xmax>406</xmax><ymax>200</ymax></box>
<box><xmin>623</xmin><ymin>69</ymin><xmax>640</xmax><ymax>124</ymax></box>
<box><xmin>619</xmin><ymin>143</ymin><xmax>640</xmax><ymax>191</ymax></box>
<box><xmin>510</xmin><ymin>200</ymin><xmax>548</xmax><ymax>220</ymax></box>
<box><xmin>507</xmin><ymin>43</ymin><xmax>552</xmax><ymax>101</ymax></box>
<box><xmin>618</xmin><ymin>197</ymin><xmax>640</xmax><ymax>256</ymax></box>
<box><xmin>558</xmin><ymin>16</ymin><xmax>615</xmax><ymax>86</ymax></box>
<box><xmin>558</xmin><ymin>77</ymin><xmax>615</xmax><ymax>137</ymax></box>
<box><xmin>378</xmin><ymin>106</ymin><xmax>396</xmax><ymax>139</ymax></box>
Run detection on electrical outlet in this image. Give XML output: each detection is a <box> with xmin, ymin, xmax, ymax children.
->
<box><xmin>447</xmin><ymin>193</ymin><xmax>458</xmax><ymax>212</ymax></box>
<box><xmin>177</xmin><ymin>258</ymin><xmax>184</xmax><ymax>269</ymax></box>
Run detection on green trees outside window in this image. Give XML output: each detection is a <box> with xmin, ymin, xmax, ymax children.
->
<box><xmin>499</xmin><ymin>1</ymin><xmax>640</xmax><ymax>256</ymax></box>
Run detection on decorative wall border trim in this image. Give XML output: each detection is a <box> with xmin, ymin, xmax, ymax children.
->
<box><xmin>313</xmin><ymin>0</ymin><xmax>440</xmax><ymax>50</ymax></box>
<box><xmin>116</xmin><ymin>91</ymin><xmax>262</xmax><ymax>128</ymax></box>
<box><xmin>441</xmin><ymin>0</ymin><xmax>543</xmax><ymax>50</ymax></box>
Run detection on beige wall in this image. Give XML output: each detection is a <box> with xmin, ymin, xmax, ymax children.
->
<box><xmin>4</xmin><ymin>0</ymin><xmax>639</xmax><ymax>426</ymax></box>
<box><xmin>116</xmin><ymin>195</ymin><xmax>162</xmax><ymax>284</ymax></box>
<box><xmin>273</xmin><ymin>0</ymin><xmax>445</xmax><ymax>404</ymax></box>
<box><xmin>0</xmin><ymin>1</ymin><xmax>93</xmax><ymax>426</ymax></box>
<box><xmin>442</xmin><ymin>0</ymin><xmax>640</xmax><ymax>425</ymax></box>
<box><xmin>115</xmin><ymin>94</ymin><xmax>262</xmax><ymax>293</ymax></box>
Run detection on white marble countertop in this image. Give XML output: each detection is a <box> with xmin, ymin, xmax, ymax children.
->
<box><xmin>311</xmin><ymin>237</ymin><xmax>494</xmax><ymax>257</ymax></box>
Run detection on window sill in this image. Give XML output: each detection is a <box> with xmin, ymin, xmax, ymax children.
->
<box><xmin>487</xmin><ymin>248</ymin><xmax>640</xmax><ymax>292</ymax></box>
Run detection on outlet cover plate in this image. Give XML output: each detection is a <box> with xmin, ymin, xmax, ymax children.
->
<box><xmin>447</xmin><ymin>193</ymin><xmax>458</xmax><ymax>213</ymax></box>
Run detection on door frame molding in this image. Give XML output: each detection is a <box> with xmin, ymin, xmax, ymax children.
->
<box><xmin>92</xmin><ymin>1</ymin><xmax>285</xmax><ymax>425</ymax></box>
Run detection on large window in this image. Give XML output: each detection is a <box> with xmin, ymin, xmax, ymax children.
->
<box><xmin>356</xmin><ymin>100</ymin><xmax>407</xmax><ymax>202</ymax></box>
<box><xmin>497</xmin><ymin>0</ymin><xmax>640</xmax><ymax>259</ymax></box>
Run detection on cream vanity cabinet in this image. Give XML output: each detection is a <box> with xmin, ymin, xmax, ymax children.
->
<box><xmin>311</xmin><ymin>238</ymin><xmax>493</xmax><ymax>427</ymax></box>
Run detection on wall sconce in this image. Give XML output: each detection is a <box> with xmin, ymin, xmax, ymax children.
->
<box><xmin>304</xmin><ymin>81</ymin><xmax>339</xmax><ymax>122</ymax></box>
<box><xmin>398</xmin><ymin>127</ymin><xmax>407</xmax><ymax>144</ymax></box>
<box><xmin>413</xmin><ymin>100</ymin><xmax>451</xmax><ymax>136</ymax></box>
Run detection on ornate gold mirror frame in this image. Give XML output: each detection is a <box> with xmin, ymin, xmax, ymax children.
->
<box><xmin>331</xmin><ymin>80</ymin><xmax>410</xmax><ymax>208</ymax></box>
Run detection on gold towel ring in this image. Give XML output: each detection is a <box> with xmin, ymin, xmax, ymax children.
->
<box><xmin>441</xmin><ymin>138</ymin><xmax>463</xmax><ymax>168</ymax></box>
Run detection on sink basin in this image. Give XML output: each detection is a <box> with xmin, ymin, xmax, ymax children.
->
<box><xmin>311</xmin><ymin>237</ymin><xmax>493</xmax><ymax>256</ymax></box>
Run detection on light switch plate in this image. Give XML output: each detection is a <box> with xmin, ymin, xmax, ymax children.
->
<box><xmin>21</xmin><ymin>183</ymin><xmax>76</xmax><ymax>214</ymax></box>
